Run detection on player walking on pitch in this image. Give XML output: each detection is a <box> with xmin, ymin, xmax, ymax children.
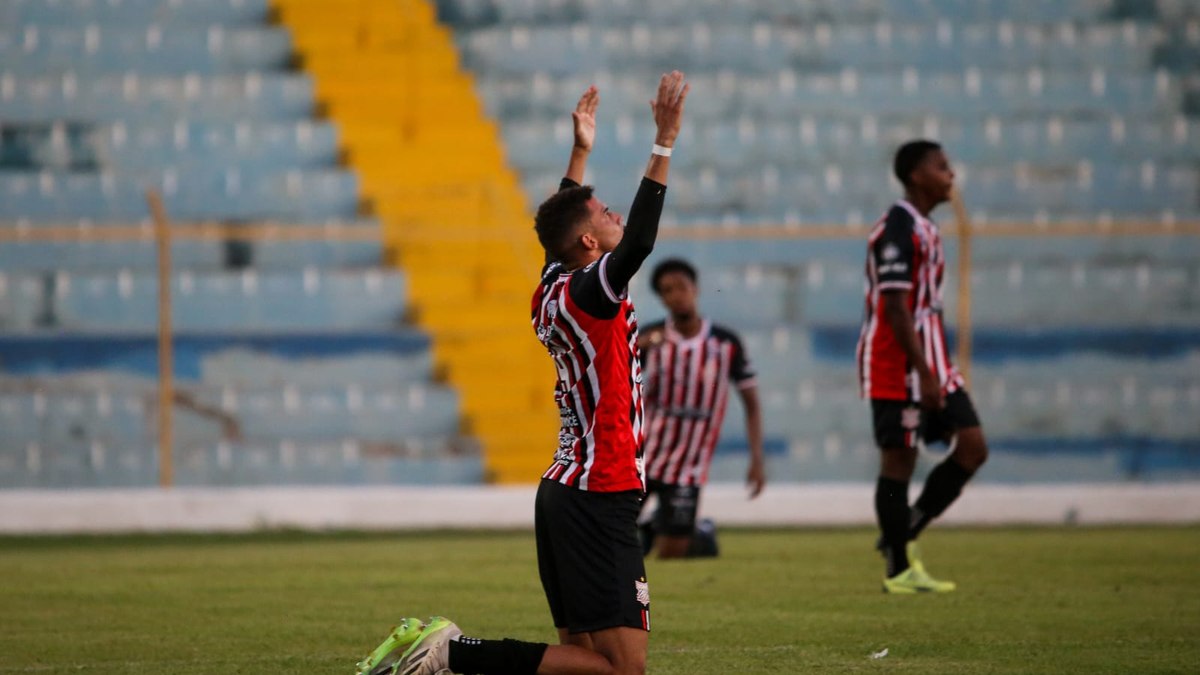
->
<box><xmin>637</xmin><ymin>258</ymin><xmax>766</xmax><ymax>559</ymax></box>
<box><xmin>356</xmin><ymin>71</ymin><xmax>689</xmax><ymax>675</ymax></box>
<box><xmin>857</xmin><ymin>140</ymin><xmax>989</xmax><ymax>594</ymax></box>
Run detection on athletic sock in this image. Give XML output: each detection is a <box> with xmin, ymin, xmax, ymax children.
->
<box><xmin>911</xmin><ymin>459</ymin><xmax>974</xmax><ymax>539</ymax></box>
<box><xmin>875</xmin><ymin>476</ymin><xmax>911</xmax><ymax>576</ymax></box>
<box><xmin>447</xmin><ymin>637</ymin><xmax>548</xmax><ymax>675</ymax></box>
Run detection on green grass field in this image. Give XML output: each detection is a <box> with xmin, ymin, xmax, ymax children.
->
<box><xmin>1</xmin><ymin>527</ymin><xmax>1197</xmax><ymax>674</ymax></box>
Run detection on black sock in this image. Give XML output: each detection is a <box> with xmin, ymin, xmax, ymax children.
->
<box><xmin>875</xmin><ymin>476</ymin><xmax>911</xmax><ymax>576</ymax></box>
<box><xmin>911</xmin><ymin>459</ymin><xmax>974</xmax><ymax>539</ymax></box>
<box><xmin>447</xmin><ymin>637</ymin><xmax>548</xmax><ymax>675</ymax></box>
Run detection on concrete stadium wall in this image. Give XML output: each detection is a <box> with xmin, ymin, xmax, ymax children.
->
<box><xmin>1</xmin><ymin>482</ymin><xmax>1198</xmax><ymax>534</ymax></box>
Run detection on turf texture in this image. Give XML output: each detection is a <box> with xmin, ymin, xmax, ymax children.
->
<box><xmin>0</xmin><ymin>526</ymin><xmax>1197</xmax><ymax>673</ymax></box>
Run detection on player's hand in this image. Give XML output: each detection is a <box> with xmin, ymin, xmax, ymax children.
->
<box><xmin>572</xmin><ymin>85</ymin><xmax>599</xmax><ymax>152</ymax></box>
<box><xmin>918</xmin><ymin>369</ymin><xmax>945</xmax><ymax>412</ymax></box>
<box><xmin>650</xmin><ymin>70</ymin><xmax>689</xmax><ymax>147</ymax></box>
<box><xmin>746</xmin><ymin>459</ymin><xmax>766</xmax><ymax>499</ymax></box>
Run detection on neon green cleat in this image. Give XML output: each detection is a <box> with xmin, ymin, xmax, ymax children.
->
<box><xmin>356</xmin><ymin>618</ymin><xmax>427</xmax><ymax>675</ymax></box>
<box><xmin>883</xmin><ymin>542</ymin><xmax>957</xmax><ymax>594</ymax></box>
<box><xmin>389</xmin><ymin>616</ymin><xmax>463</xmax><ymax>675</ymax></box>
<box><xmin>883</xmin><ymin>565</ymin><xmax>957</xmax><ymax>593</ymax></box>
<box><xmin>905</xmin><ymin>540</ymin><xmax>956</xmax><ymax>590</ymax></box>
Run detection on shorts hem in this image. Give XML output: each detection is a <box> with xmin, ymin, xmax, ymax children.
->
<box><xmin>565</xmin><ymin>617</ymin><xmax>650</xmax><ymax>634</ymax></box>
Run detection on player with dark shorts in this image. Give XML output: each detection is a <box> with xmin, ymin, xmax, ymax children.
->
<box><xmin>856</xmin><ymin>140</ymin><xmax>990</xmax><ymax>594</ymax></box>
<box><xmin>355</xmin><ymin>72</ymin><xmax>689</xmax><ymax>675</ymax></box>
<box><xmin>637</xmin><ymin>258</ymin><xmax>766</xmax><ymax>559</ymax></box>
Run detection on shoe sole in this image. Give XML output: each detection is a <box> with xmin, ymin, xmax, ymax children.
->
<box><xmin>882</xmin><ymin>583</ymin><xmax>955</xmax><ymax>594</ymax></box>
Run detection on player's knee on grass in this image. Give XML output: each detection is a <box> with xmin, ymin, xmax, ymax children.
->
<box><xmin>609</xmin><ymin>652</ymin><xmax>647</xmax><ymax>675</ymax></box>
<box><xmin>591</xmin><ymin>628</ymin><xmax>648</xmax><ymax>675</ymax></box>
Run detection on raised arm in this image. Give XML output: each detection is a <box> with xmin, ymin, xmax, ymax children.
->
<box><xmin>643</xmin><ymin>71</ymin><xmax>688</xmax><ymax>186</ymax></box>
<box><xmin>564</xmin><ymin>86</ymin><xmax>598</xmax><ymax>186</ymax></box>
<box><xmin>604</xmin><ymin>71</ymin><xmax>690</xmax><ymax>292</ymax></box>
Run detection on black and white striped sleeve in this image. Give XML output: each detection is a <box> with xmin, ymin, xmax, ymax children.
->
<box><xmin>874</xmin><ymin>207</ymin><xmax>917</xmax><ymax>291</ymax></box>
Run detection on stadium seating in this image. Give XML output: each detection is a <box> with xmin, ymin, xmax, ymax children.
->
<box><xmin>0</xmin><ymin>0</ymin><xmax>476</xmax><ymax>487</ymax></box>
<box><xmin>441</xmin><ymin>0</ymin><xmax>1199</xmax><ymax>482</ymax></box>
<box><xmin>2</xmin><ymin>0</ymin><xmax>1197</xmax><ymax>487</ymax></box>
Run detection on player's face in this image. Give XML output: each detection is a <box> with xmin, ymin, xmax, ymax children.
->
<box><xmin>584</xmin><ymin>197</ymin><xmax>624</xmax><ymax>252</ymax></box>
<box><xmin>655</xmin><ymin>271</ymin><xmax>698</xmax><ymax>319</ymax></box>
<box><xmin>914</xmin><ymin>149</ymin><xmax>955</xmax><ymax>204</ymax></box>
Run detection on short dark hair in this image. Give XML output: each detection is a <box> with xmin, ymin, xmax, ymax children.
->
<box><xmin>893</xmin><ymin>140</ymin><xmax>942</xmax><ymax>187</ymax></box>
<box><xmin>534</xmin><ymin>185</ymin><xmax>594</xmax><ymax>261</ymax></box>
<box><xmin>651</xmin><ymin>258</ymin><xmax>698</xmax><ymax>294</ymax></box>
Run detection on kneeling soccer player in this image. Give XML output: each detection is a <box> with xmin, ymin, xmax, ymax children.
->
<box><xmin>356</xmin><ymin>72</ymin><xmax>689</xmax><ymax>675</ymax></box>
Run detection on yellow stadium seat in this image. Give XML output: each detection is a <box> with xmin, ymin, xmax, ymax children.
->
<box><xmin>276</xmin><ymin>0</ymin><xmax>554</xmax><ymax>483</ymax></box>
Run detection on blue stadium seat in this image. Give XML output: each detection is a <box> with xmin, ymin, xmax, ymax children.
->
<box><xmin>0</xmin><ymin>26</ymin><xmax>290</xmax><ymax>76</ymax></box>
<box><xmin>46</xmin><ymin>268</ymin><xmax>406</xmax><ymax>331</ymax></box>
<box><xmin>198</xmin><ymin>351</ymin><xmax>436</xmax><ymax>388</ymax></box>
<box><xmin>98</xmin><ymin>120</ymin><xmax>339</xmax><ymax>172</ymax></box>
<box><xmin>205</xmin><ymin>384</ymin><xmax>461</xmax><ymax>442</ymax></box>
<box><xmin>0</xmin><ymin>74</ymin><xmax>315</xmax><ymax>124</ymax></box>
<box><xmin>0</xmin><ymin>0</ymin><xmax>271</xmax><ymax>27</ymax></box>
<box><xmin>0</xmin><ymin>168</ymin><xmax>359</xmax><ymax>222</ymax></box>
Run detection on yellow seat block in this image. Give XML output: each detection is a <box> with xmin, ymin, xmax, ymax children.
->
<box><xmin>463</xmin><ymin>398</ymin><xmax>557</xmax><ymax>423</ymax></box>
<box><xmin>315</xmin><ymin>79</ymin><xmax>474</xmax><ymax>103</ymax></box>
<box><xmin>484</xmin><ymin>438</ymin><xmax>558</xmax><ymax>484</ymax></box>
<box><xmin>470</xmin><ymin>413</ymin><xmax>555</xmax><ymax>440</ymax></box>
<box><xmin>279</xmin><ymin>0</ymin><xmax>546</xmax><ymax>481</ymax></box>
<box><xmin>275</xmin><ymin>1</ymin><xmax>436</xmax><ymax>27</ymax></box>
<box><xmin>336</xmin><ymin>120</ymin><xmax>497</xmax><ymax>147</ymax></box>
<box><xmin>359</xmin><ymin>174</ymin><xmax>510</xmax><ymax>198</ymax></box>
<box><xmin>417</xmin><ymin>307</ymin><xmax>523</xmax><ymax>334</ymax></box>
<box><xmin>351</xmin><ymin>151</ymin><xmax>507</xmax><ymax>176</ymax></box>
<box><xmin>303</xmin><ymin>48</ymin><xmax>460</xmax><ymax>72</ymax></box>
<box><xmin>460</xmin><ymin>383</ymin><xmax>553</xmax><ymax>414</ymax></box>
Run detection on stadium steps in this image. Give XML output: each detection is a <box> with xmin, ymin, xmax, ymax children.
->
<box><xmin>272</xmin><ymin>0</ymin><xmax>554</xmax><ymax>484</ymax></box>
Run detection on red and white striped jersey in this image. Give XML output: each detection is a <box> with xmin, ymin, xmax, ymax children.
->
<box><xmin>532</xmin><ymin>253</ymin><xmax>645</xmax><ymax>493</ymax></box>
<box><xmin>857</xmin><ymin>200</ymin><xmax>965</xmax><ymax>401</ymax></box>
<box><xmin>641</xmin><ymin>319</ymin><xmax>756</xmax><ymax>486</ymax></box>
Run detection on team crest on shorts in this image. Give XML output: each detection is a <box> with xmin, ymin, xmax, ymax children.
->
<box><xmin>901</xmin><ymin>407</ymin><xmax>921</xmax><ymax>430</ymax></box>
<box><xmin>635</xmin><ymin>579</ymin><xmax>650</xmax><ymax>606</ymax></box>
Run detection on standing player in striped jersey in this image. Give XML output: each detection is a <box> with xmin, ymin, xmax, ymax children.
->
<box><xmin>637</xmin><ymin>258</ymin><xmax>766</xmax><ymax>559</ymax></box>
<box><xmin>355</xmin><ymin>72</ymin><xmax>689</xmax><ymax>675</ymax></box>
<box><xmin>856</xmin><ymin>140</ymin><xmax>989</xmax><ymax>594</ymax></box>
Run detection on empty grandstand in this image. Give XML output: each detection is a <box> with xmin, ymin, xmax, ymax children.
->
<box><xmin>0</xmin><ymin>0</ymin><xmax>1197</xmax><ymax>492</ymax></box>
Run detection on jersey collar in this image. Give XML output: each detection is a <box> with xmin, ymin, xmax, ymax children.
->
<box><xmin>665</xmin><ymin>318</ymin><xmax>711</xmax><ymax>348</ymax></box>
<box><xmin>897</xmin><ymin>199</ymin><xmax>937</xmax><ymax>228</ymax></box>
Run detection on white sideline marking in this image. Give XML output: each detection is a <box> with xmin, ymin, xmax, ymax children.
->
<box><xmin>0</xmin><ymin>483</ymin><xmax>1198</xmax><ymax>534</ymax></box>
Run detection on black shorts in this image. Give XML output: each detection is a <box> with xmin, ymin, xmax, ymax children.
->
<box><xmin>534</xmin><ymin>479</ymin><xmax>650</xmax><ymax>633</ymax></box>
<box><xmin>643</xmin><ymin>480</ymin><xmax>701</xmax><ymax>537</ymax></box>
<box><xmin>871</xmin><ymin>389</ymin><xmax>982</xmax><ymax>450</ymax></box>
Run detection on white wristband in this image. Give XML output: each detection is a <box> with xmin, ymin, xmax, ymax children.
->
<box><xmin>651</xmin><ymin>143</ymin><xmax>673</xmax><ymax>157</ymax></box>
